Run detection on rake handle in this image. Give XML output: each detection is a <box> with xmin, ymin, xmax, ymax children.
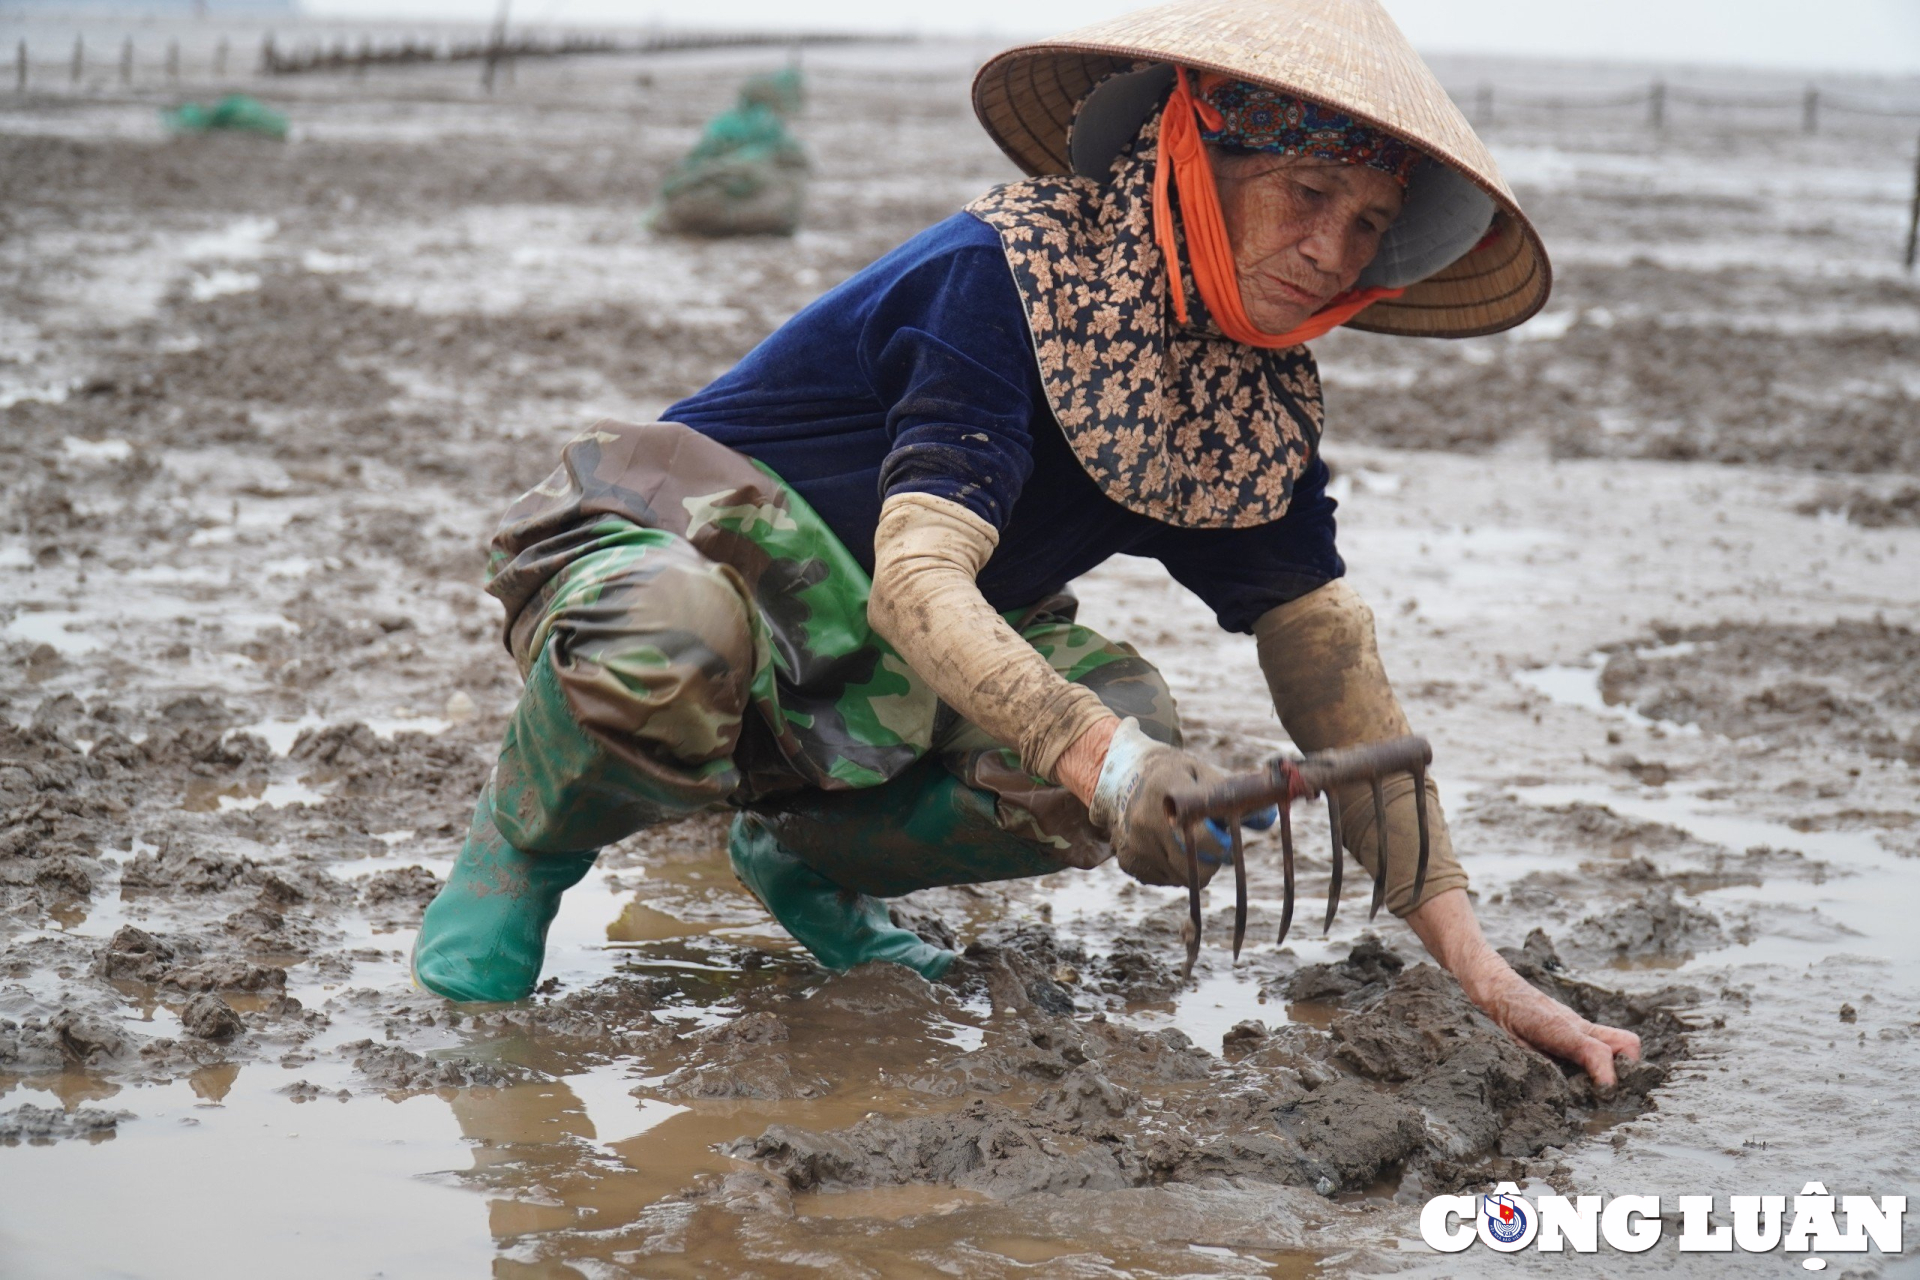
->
<box><xmin>1165</xmin><ymin>735</ymin><xmax>1433</xmax><ymax>823</ymax></box>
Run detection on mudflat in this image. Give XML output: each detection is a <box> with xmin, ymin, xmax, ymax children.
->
<box><xmin>1</xmin><ymin>34</ymin><xmax>1917</xmax><ymax>1278</ymax></box>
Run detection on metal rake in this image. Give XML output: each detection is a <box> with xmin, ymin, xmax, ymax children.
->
<box><xmin>1162</xmin><ymin>735</ymin><xmax>1433</xmax><ymax>978</ymax></box>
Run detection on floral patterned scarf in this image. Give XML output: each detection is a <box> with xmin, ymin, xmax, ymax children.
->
<box><xmin>965</xmin><ymin>109</ymin><xmax>1325</xmax><ymax>531</ymax></box>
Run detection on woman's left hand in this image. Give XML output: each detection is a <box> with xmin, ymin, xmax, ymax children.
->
<box><xmin>1406</xmin><ymin>887</ymin><xmax>1642</xmax><ymax>1090</ymax></box>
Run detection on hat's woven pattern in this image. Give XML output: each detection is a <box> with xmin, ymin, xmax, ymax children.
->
<box><xmin>973</xmin><ymin>0</ymin><xmax>1550</xmax><ymax>337</ymax></box>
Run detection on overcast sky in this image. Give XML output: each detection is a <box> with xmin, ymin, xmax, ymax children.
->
<box><xmin>297</xmin><ymin>0</ymin><xmax>1920</xmax><ymax>75</ymax></box>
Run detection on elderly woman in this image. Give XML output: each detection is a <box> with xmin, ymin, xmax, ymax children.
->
<box><xmin>413</xmin><ymin>0</ymin><xmax>1643</xmax><ymax>1086</ymax></box>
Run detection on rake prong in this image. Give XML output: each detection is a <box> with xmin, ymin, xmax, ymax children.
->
<box><xmin>1230</xmin><ymin>819</ymin><xmax>1248</xmax><ymax>962</ymax></box>
<box><xmin>1276</xmin><ymin>800</ymin><xmax>1296</xmax><ymax>949</ymax></box>
<box><xmin>1368</xmin><ymin>775</ymin><xmax>1389</xmax><ymax>920</ymax></box>
<box><xmin>1159</xmin><ymin>734</ymin><xmax>1433</xmax><ymax>968</ymax></box>
<box><xmin>1411</xmin><ymin>762</ymin><xmax>1431</xmax><ymax>905</ymax></box>
<box><xmin>1182</xmin><ymin>817</ymin><xmax>1202</xmax><ymax>981</ymax></box>
<box><xmin>1323</xmin><ymin>790</ymin><xmax>1344</xmax><ymax>935</ymax></box>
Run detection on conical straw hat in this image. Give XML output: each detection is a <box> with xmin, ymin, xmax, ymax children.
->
<box><xmin>973</xmin><ymin>0</ymin><xmax>1549</xmax><ymax>338</ymax></box>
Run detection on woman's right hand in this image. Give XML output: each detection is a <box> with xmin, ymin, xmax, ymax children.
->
<box><xmin>1082</xmin><ymin>719</ymin><xmax>1229</xmax><ymax>887</ymax></box>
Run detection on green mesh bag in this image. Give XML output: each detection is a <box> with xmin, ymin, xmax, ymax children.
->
<box><xmin>162</xmin><ymin>94</ymin><xmax>289</xmax><ymax>140</ymax></box>
<box><xmin>739</xmin><ymin>66</ymin><xmax>804</xmax><ymax>117</ymax></box>
<box><xmin>652</xmin><ymin>76</ymin><xmax>808</xmax><ymax>237</ymax></box>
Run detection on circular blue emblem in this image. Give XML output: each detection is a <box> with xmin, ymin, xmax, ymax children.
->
<box><xmin>1485</xmin><ymin>1192</ymin><xmax>1529</xmax><ymax>1245</ymax></box>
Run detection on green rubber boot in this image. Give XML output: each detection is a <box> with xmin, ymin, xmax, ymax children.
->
<box><xmin>411</xmin><ymin>788</ymin><xmax>599</xmax><ymax>1003</ymax></box>
<box><xmin>728</xmin><ymin>814</ymin><xmax>956</xmax><ymax>980</ymax></box>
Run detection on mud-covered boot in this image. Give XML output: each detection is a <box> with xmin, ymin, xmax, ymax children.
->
<box><xmin>411</xmin><ymin>789</ymin><xmax>598</xmax><ymax>1003</ymax></box>
<box><xmin>727</xmin><ymin>814</ymin><xmax>956</xmax><ymax>980</ymax></box>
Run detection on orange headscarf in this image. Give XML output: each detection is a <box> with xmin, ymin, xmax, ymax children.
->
<box><xmin>1152</xmin><ymin>67</ymin><xmax>1402</xmax><ymax>349</ymax></box>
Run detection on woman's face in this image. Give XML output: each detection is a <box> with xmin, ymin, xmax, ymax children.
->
<box><xmin>1210</xmin><ymin>149</ymin><xmax>1404</xmax><ymax>333</ymax></box>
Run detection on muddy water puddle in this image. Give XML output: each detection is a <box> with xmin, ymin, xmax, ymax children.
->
<box><xmin>1508</xmin><ymin>780</ymin><xmax>1916</xmax><ymax>970</ymax></box>
<box><xmin>0</xmin><ymin>1071</ymin><xmax>496</xmax><ymax>1278</ymax></box>
<box><xmin>2</xmin><ymin>867</ymin><xmax>1088</xmax><ymax>1277</ymax></box>
<box><xmin>1501</xmin><ymin>642</ymin><xmax>1920</xmax><ymax>970</ymax></box>
<box><xmin>180</xmin><ymin>776</ymin><xmax>330</xmax><ymax>813</ymax></box>
<box><xmin>1514</xmin><ymin>646</ymin><xmax>1702</xmax><ymax>736</ymax></box>
<box><xmin>4</xmin><ymin>827</ymin><xmax>1351</xmax><ymax>1277</ymax></box>
<box><xmin>234</xmin><ymin>711</ymin><xmax>455</xmax><ymax>756</ymax></box>
<box><xmin>1040</xmin><ymin>853</ymin><xmax>1375</xmax><ymax>1044</ymax></box>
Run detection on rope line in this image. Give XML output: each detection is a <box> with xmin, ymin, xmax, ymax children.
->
<box><xmin>1448</xmin><ymin>81</ymin><xmax>1920</xmax><ymax>121</ymax></box>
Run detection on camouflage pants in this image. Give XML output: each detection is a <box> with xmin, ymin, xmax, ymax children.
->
<box><xmin>481</xmin><ymin>421</ymin><xmax>1181</xmax><ymax>895</ymax></box>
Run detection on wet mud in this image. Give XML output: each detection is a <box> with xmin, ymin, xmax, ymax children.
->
<box><xmin>3</xmin><ymin>35</ymin><xmax>1918</xmax><ymax>1280</ymax></box>
<box><xmin>1599</xmin><ymin>619</ymin><xmax>1920</xmax><ymax>762</ymax></box>
<box><xmin>0</xmin><ymin>1100</ymin><xmax>132</xmax><ymax>1145</ymax></box>
<box><xmin>738</xmin><ymin>932</ymin><xmax>1685</xmax><ymax>1203</ymax></box>
<box><xmin>1798</xmin><ymin>483</ymin><xmax>1920</xmax><ymax>530</ymax></box>
<box><xmin>1321</xmin><ymin>285</ymin><xmax>1920</xmax><ymax>472</ymax></box>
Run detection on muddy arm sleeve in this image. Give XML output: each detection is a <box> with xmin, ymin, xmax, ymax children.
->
<box><xmin>869</xmin><ymin>492</ymin><xmax>1116</xmax><ymax>782</ymax></box>
<box><xmin>1253</xmin><ymin>581</ymin><xmax>1467</xmax><ymax>916</ymax></box>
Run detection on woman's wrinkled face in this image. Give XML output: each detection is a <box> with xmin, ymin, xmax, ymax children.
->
<box><xmin>1210</xmin><ymin>149</ymin><xmax>1404</xmax><ymax>333</ymax></box>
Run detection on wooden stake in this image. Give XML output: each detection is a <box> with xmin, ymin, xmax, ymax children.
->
<box><xmin>482</xmin><ymin>0</ymin><xmax>509</xmax><ymax>92</ymax></box>
<box><xmin>71</xmin><ymin>35</ymin><xmax>83</xmax><ymax>84</ymax></box>
<box><xmin>120</xmin><ymin>37</ymin><xmax>133</xmax><ymax>86</ymax></box>
<box><xmin>1802</xmin><ymin>85</ymin><xmax>1818</xmax><ymax>135</ymax></box>
<box><xmin>1649</xmin><ymin>78</ymin><xmax>1666</xmax><ymax>130</ymax></box>
<box><xmin>15</xmin><ymin>40</ymin><xmax>25</xmax><ymax>94</ymax></box>
<box><xmin>1905</xmin><ymin>131</ymin><xmax>1920</xmax><ymax>273</ymax></box>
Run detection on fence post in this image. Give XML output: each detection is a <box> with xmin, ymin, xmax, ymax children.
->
<box><xmin>71</xmin><ymin>35</ymin><xmax>83</xmax><ymax>84</ymax></box>
<box><xmin>166</xmin><ymin>40</ymin><xmax>179</xmax><ymax>84</ymax></box>
<box><xmin>215</xmin><ymin>37</ymin><xmax>228</xmax><ymax>77</ymax></box>
<box><xmin>1649</xmin><ymin>77</ymin><xmax>1665</xmax><ymax>129</ymax></box>
<box><xmin>120</xmin><ymin>37</ymin><xmax>133</xmax><ymax>86</ymax></box>
<box><xmin>482</xmin><ymin>0</ymin><xmax>509</xmax><ymax>92</ymax></box>
<box><xmin>1905</xmin><ymin>131</ymin><xmax>1920</xmax><ymax>273</ymax></box>
<box><xmin>15</xmin><ymin>40</ymin><xmax>25</xmax><ymax>94</ymax></box>
<box><xmin>1802</xmin><ymin>85</ymin><xmax>1818</xmax><ymax>134</ymax></box>
<box><xmin>1475</xmin><ymin>82</ymin><xmax>1492</xmax><ymax>126</ymax></box>
<box><xmin>260</xmin><ymin>33</ymin><xmax>275</xmax><ymax>75</ymax></box>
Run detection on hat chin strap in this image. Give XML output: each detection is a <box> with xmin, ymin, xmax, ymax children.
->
<box><xmin>1152</xmin><ymin>66</ymin><xmax>1401</xmax><ymax>349</ymax></box>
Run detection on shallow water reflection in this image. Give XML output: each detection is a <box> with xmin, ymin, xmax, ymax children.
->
<box><xmin>3</xmin><ymin>826</ymin><xmax>1336</xmax><ymax>1278</ymax></box>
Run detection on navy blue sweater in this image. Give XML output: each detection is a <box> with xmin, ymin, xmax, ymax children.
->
<box><xmin>667</xmin><ymin>212</ymin><xmax>1343</xmax><ymax>634</ymax></box>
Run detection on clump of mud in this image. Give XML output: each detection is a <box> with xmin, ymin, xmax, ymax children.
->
<box><xmin>1563</xmin><ymin>886</ymin><xmax>1729</xmax><ymax>966</ymax></box>
<box><xmin>342</xmin><ymin>1038</ymin><xmax>531</xmax><ymax>1092</ymax></box>
<box><xmin>1600</xmin><ymin>620</ymin><xmax>1920</xmax><ymax>761</ymax></box>
<box><xmin>179</xmin><ymin>993</ymin><xmax>247</xmax><ymax>1040</ymax></box>
<box><xmin>1459</xmin><ymin>795</ymin><xmax>1830</xmax><ymax>965</ymax></box>
<box><xmin>0</xmin><ymin>686</ymin><xmax>512</xmax><ymax>1121</ymax></box>
<box><xmin>657</xmin><ymin>1012</ymin><xmax>833</xmax><ymax>1101</ymax></box>
<box><xmin>0</xmin><ymin>1009</ymin><xmax>132</xmax><ymax>1072</ymax></box>
<box><xmin>1796</xmin><ymin>484</ymin><xmax>1920</xmax><ymax>529</ymax></box>
<box><xmin>728</xmin><ymin>930</ymin><xmax>1690</xmax><ymax>1201</ymax></box>
<box><xmin>0</xmin><ymin>1101</ymin><xmax>134</xmax><ymax>1146</ymax></box>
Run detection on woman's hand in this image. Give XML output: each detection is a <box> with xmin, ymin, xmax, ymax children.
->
<box><xmin>1406</xmin><ymin>888</ymin><xmax>1642</xmax><ymax>1089</ymax></box>
<box><xmin>1071</xmin><ymin>718</ymin><xmax>1233</xmax><ymax>888</ymax></box>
